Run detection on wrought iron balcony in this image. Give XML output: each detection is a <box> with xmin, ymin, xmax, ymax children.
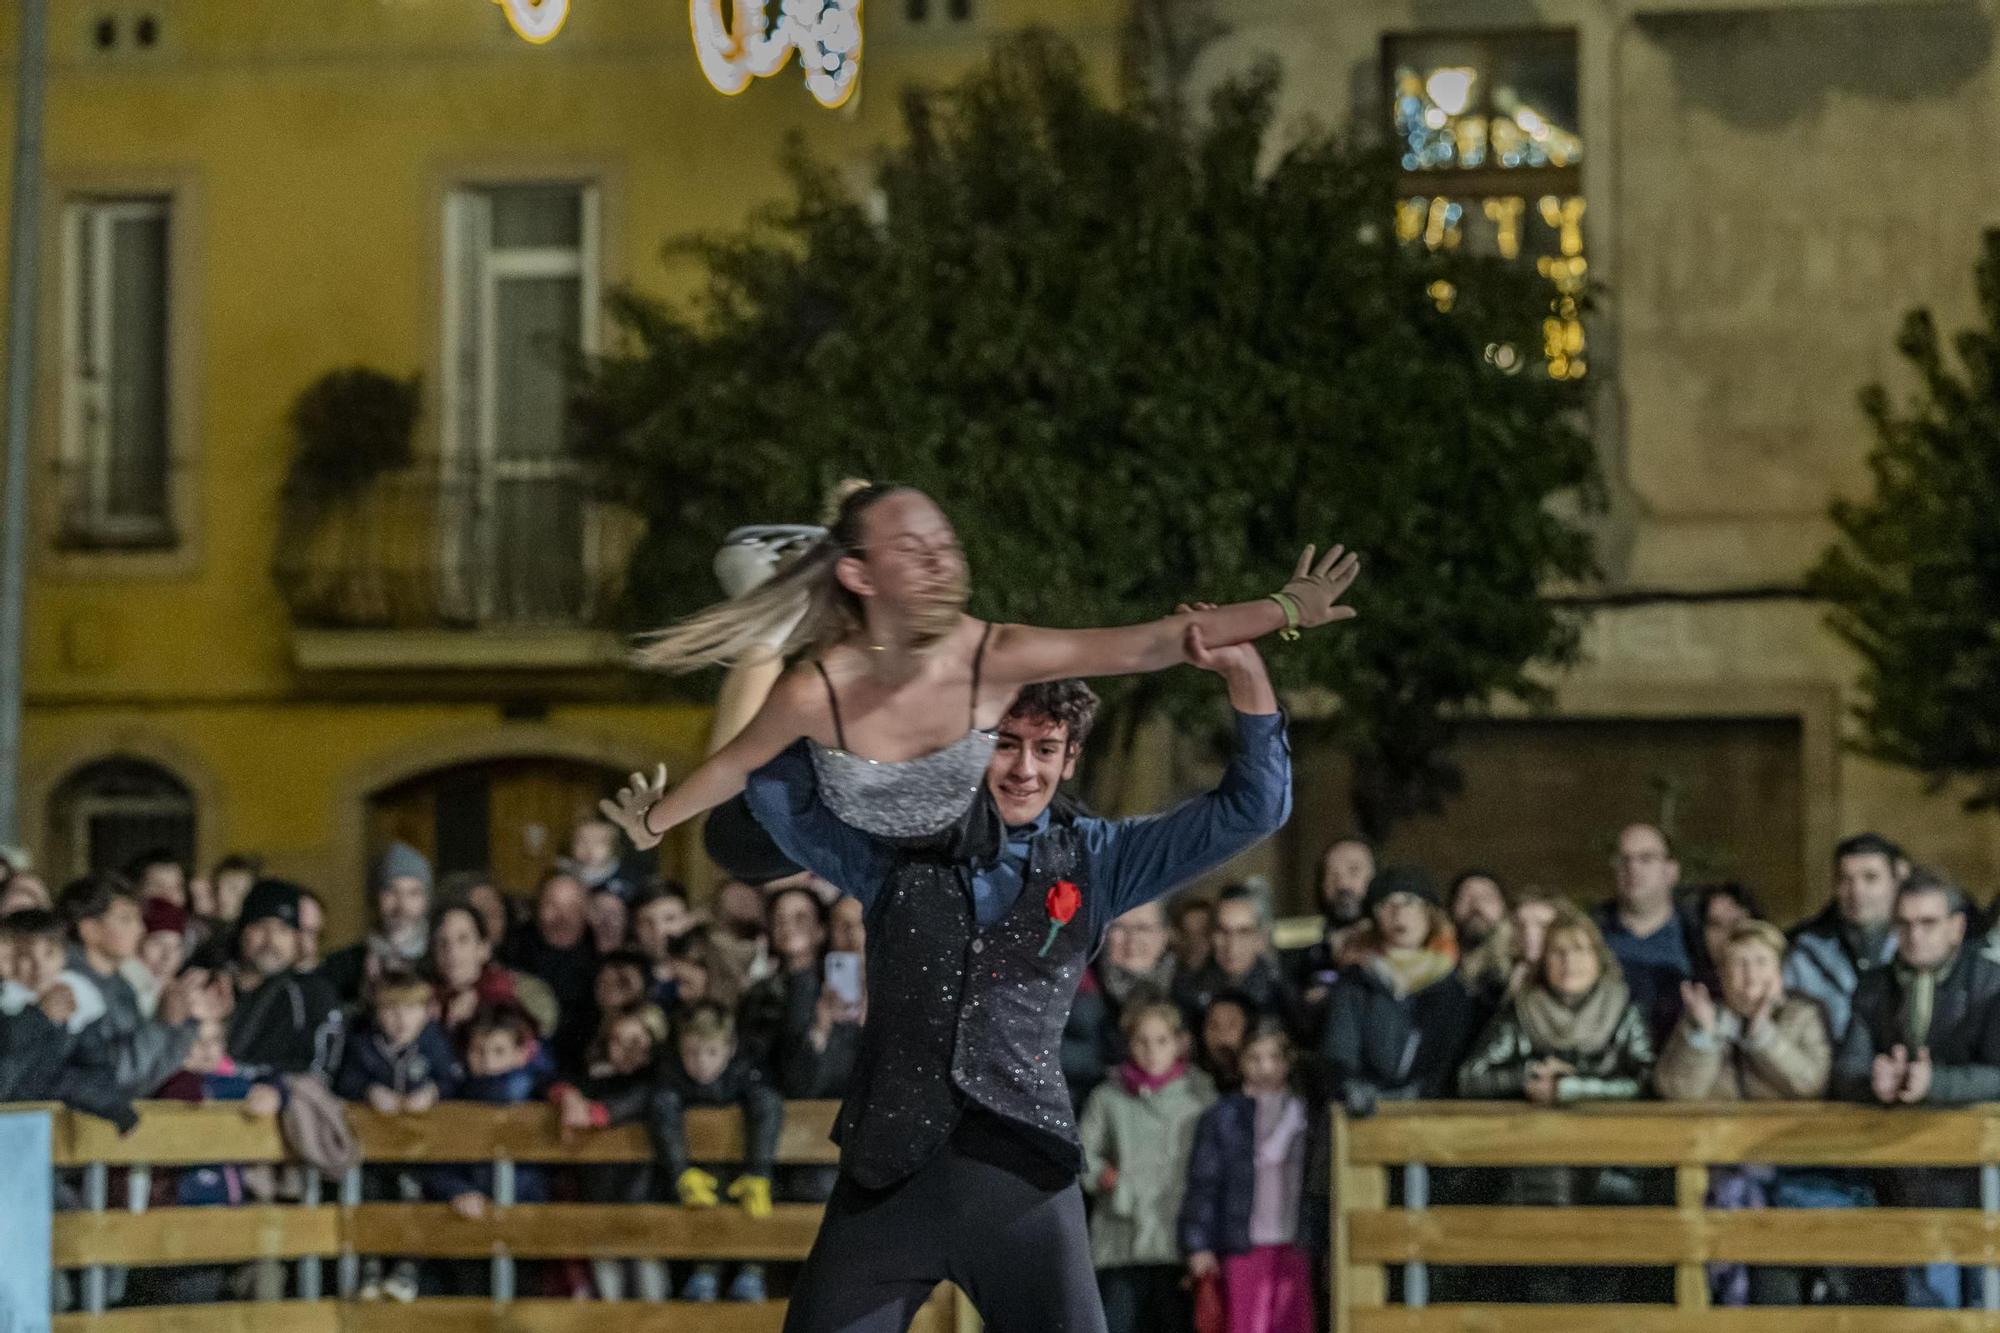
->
<box><xmin>274</xmin><ymin>464</ymin><xmax>642</xmax><ymax>638</ymax></box>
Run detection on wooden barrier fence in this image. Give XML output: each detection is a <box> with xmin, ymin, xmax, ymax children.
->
<box><xmin>1332</xmin><ymin>1100</ymin><xmax>2000</xmax><ymax>1333</ymax></box>
<box><xmin>11</xmin><ymin>1099</ymin><xmax>978</xmax><ymax>1333</ymax></box>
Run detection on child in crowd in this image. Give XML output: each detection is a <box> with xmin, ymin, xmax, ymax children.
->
<box><xmin>336</xmin><ymin>969</ymin><xmax>463</xmax><ymax>1302</ymax></box>
<box><xmin>1081</xmin><ymin>1001</ymin><xmax>1216</xmax><ymax>1333</ymax></box>
<box><xmin>0</xmin><ymin>911</ymin><xmax>130</xmax><ymax>1128</ymax></box>
<box><xmin>592</xmin><ymin>951</ymin><xmax>652</xmax><ymax>1017</ymax></box>
<box><xmin>1196</xmin><ymin>991</ymin><xmax>1256</xmax><ymax>1094</ymax></box>
<box><xmin>554</xmin><ymin>1002</ymin><xmax>671</xmax><ymax>1301</ymax></box>
<box><xmin>3</xmin><ymin>908</ymin><xmax>105</xmax><ymax>1033</ymax></box>
<box><xmin>423</xmin><ymin>1006</ymin><xmax>551</xmax><ymax>1295</ymax></box>
<box><xmin>648</xmin><ymin>1001</ymin><xmax>783</xmax><ymax>1302</ymax></box>
<box><xmin>1180</xmin><ymin>1019</ymin><xmax>1317</xmax><ymax>1333</ymax></box>
<box><xmin>135</xmin><ymin>900</ymin><xmax>189</xmax><ymax>1018</ymax></box>
<box><xmin>631</xmin><ymin>882</ymin><xmax>696</xmax><ymax>1009</ymax></box>
<box><xmin>336</xmin><ymin>969</ymin><xmax>462</xmax><ymax>1112</ymax></box>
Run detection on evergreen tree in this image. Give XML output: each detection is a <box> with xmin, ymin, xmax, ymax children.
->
<box><xmin>574</xmin><ymin>31</ymin><xmax>1601</xmax><ymax>835</ymax></box>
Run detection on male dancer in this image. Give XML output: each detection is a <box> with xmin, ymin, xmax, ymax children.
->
<box><xmin>744</xmin><ymin>616</ymin><xmax>1289</xmax><ymax>1333</ymax></box>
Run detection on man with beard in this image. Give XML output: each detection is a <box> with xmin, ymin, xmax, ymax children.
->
<box><xmin>226</xmin><ymin>880</ymin><xmax>343</xmax><ymax>1095</ymax></box>
<box><xmin>1449</xmin><ymin>870</ymin><xmax>1509</xmax><ymax>955</ymax></box>
<box><xmin>1284</xmin><ymin>837</ymin><xmax>1376</xmax><ymax>1018</ymax></box>
<box><xmin>317</xmin><ymin>842</ymin><xmax>432</xmax><ymax>1003</ymax></box>
<box><xmin>742</xmin><ymin>625</ymin><xmax>1292</xmax><ymax>1333</ymax></box>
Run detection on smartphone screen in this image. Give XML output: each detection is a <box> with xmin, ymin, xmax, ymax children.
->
<box><xmin>824</xmin><ymin>950</ymin><xmax>862</xmax><ymax>1005</ymax></box>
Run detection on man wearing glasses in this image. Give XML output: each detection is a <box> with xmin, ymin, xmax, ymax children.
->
<box><xmin>1593</xmin><ymin>822</ymin><xmax>1700</xmax><ymax>1041</ymax></box>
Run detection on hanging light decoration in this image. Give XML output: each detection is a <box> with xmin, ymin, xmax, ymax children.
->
<box><xmin>483</xmin><ymin>0</ymin><xmax>863</xmax><ymax>110</ymax></box>
<box><xmin>691</xmin><ymin>0</ymin><xmax>864</xmax><ymax>109</ymax></box>
<box><xmin>493</xmin><ymin>0</ymin><xmax>569</xmax><ymax>43</ymax></box>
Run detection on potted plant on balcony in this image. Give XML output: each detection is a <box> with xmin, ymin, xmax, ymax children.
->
<box><xmin>274</xmin><ymin>367</ymin><xmax>421</xmax><ymax>625</ymax></box>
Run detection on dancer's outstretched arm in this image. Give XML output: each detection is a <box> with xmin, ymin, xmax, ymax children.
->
<box><xmin>985</xmin><ymin>544</ymin><xmax>1359</xmax><ymax>689</ymax></box>
<box><xmin>602</xmin><ymin>668</ymin><xmax>820</xmax><ymax>851</ymax></box>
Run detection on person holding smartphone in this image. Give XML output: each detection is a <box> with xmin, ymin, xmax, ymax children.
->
<box><xmin>743</xmin><ymin>612</ymin><xmax>1292</xmax><ymax>1333</ymax></box>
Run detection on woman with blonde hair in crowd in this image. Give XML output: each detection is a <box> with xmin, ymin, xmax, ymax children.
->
<box><xmin>1656</xmin><ymin>919</ymin><xmax>1831</xmax><ymax>1306</ymax></box>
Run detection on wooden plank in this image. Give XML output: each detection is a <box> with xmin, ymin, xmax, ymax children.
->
<box><xmin>1349</xmin><ymin>1206</ymin><xmax>2000</xmax><ymax>1267</ymax></box>
<box><xmin>1354</xmin><ymin>1308</ymin><xmax>2000</xmax><ymax>1333</ymax></box>
<box><xmin>52</xmin><ymin>1205</ymin><xmax>339</xmax><ymax>1267</ymax></box>
<box><xmin>341</xmin><ymin>1299</ymin><xmax>788</xmax><ymax>1333</ymax></box>
<box><xmin>348</xmin><ymin>1102</ymin><xmax>841</xmax><ymax>1165</ymax></box>
<box><xmin>60</xmin><ymin>1102</ymin><xmax>290</xmax><ymax>1166</ymax></box>
<box><xmin>1673</xmin><ymin>1164</ymin><xmax>1709</xmax><ymax>1313</ymax></box>
<box><xmin>53</xmin><ymin>1301</ymin><xmax>337</xmax><ymax>1333</ymax></box>
<box><xmin>1349</xmin><ymin>1103</ymin><xmax>2000</xmax><ymax>1167</ymax></box>
<box><xmin>345</xmin><ymin>1202</ymin><xmax>824</xmax><ymax>1261</ymax></box>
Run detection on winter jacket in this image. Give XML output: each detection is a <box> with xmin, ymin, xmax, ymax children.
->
<box><xmin>1655</xmin><ymin>996</ymin><xmax>1831</xmax><ymax>1102</ymax></box>
<box><xmin>423</xmin><ymin>1061</ymin><xmax>552</xmax><ymax>1203</ymax></box>
<box><xmin>67</xmin><ymin>947</ymin><xmax>196</xmax><ymax>1098</ymax></box>
<box><xmin>1172</xmin><ymin>955</ymin><xmax>1304</xmax><ymax>1040</ymax></box>
<box><xmin>1078</xmin><ymin>1066</ymin><xmax>1215</xmax><ymax>1267</ymax></box>
<box><xmin>0</xmin><ymin>1005</ymin><xmax>138</xmax><ymax>1131</ymax></box>
<box><xmin>1321</xmin><ymin>960</ymin><xmax>1476</xmax><ymax>1113</ymax></box>
<box><xmin>1834</xmin><ymin>947</ymin><xmax>2000</xmax><ymax>1106</ymax></box>
<box><xmin>227</xmin><ymin>970</ymin><xmax>343</xmax><ymax>1082</ymax></box>
<box><xmin>649</xmin><ymin>1053</ymin><xmax>784</xmax><ymax>1181</ymax></box>
<box><xmin>1178</xmin><ymin>1091</ymin><xmax>1318</xmax><ymax>1258</ymax></box>
<box><xmin>1784</xmin><ymin>903</ymin><xmax>1897</xmax><ymax>1045</ymax></box>
<box><xmin>1458</xmin><ymin>987</ymin><xmax>1657</xmax><ymax>1209</ymax></box>
<box><xmin>333</xmin><ymin>1020</ymin><xmax>462</xmax><ymax>1102</ymax></box>
<box><xmin>1457</xmin><ymin>996</ymin><xmax>1656</xmax><ymax>1104</ymax></box>
<box><xmin>1834</xmin><ymin>947</ymin><xmax>2000</xmax><ymax>1210</ymax></box>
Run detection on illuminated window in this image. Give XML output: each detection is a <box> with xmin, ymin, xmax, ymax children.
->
<box><xmin>1385</xmin><ymin>32</ymin><xmax>1586</xmax><ymax>379</ymax></box>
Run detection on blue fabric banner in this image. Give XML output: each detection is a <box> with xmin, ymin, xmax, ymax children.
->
<box><xmin>0</xmin><ymin>1110</ymin><xmax>51</xmax><ymax>1333</ymax></box>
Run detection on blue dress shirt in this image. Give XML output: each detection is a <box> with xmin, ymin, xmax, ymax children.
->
<box><xmin>743</xmin><ymin>710</ymin><xmax>1293</xmax><ymax>945</ymax></box>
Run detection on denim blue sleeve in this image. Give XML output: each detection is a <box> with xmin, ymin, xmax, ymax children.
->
<box><xmin>741</xmin><ymin>741</ymin><xmax>894</xmax><ymax>908</ymax></box>
<box><xmin>1080</xmin><ymin>710</ymin><xmax>1292</xmax><ymax>940</ymax></box>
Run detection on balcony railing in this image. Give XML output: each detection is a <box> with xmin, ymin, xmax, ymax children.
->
<box><xmin>274</xmin><ymin>465</ymin><xmax>643</xmax><ymax>632</ymax></box>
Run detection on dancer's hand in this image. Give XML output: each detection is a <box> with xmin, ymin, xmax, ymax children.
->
<box><xmin>1176</xmin><ymin>604</ymin><xmax>1259</xmax><ymax>677</ymax></box>
<box><xmin>600</xmin><ymin>764</ymin><xmax>671</xmax><ymax>851</ymax></box>
<box><xmin>1278</xmin><ymin>544</ymin><xmax>1361</xmax><ymax>627</ymax></box>
<box><xmin>1188</xmin><ymin>1250</ymin><xmax>1219</xmax><ymax>1280</ymax></box>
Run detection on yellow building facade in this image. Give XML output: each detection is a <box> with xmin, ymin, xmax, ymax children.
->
<box><xmin>7</xmin><ymin>0</ymin><xmax>2000</xmax><ymax>944</ymax></box>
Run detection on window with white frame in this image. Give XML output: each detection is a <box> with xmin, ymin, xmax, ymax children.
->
<box><xmin>45</xmin><ymin>757</ymin><xmax>196</xmax><ymax>880</ymax></box>
<box><xmin>60</xmin><ymin>197</ymin><xmax>173</xmax><ymax>546</ymax></box>
<box><xmin>441</xmin><ymin>182</ymin><xmax>600</xmax><ymax>623</ymax></box>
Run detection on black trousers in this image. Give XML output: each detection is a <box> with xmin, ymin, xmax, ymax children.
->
<box><xmin>783</xmin><ymin>1114</ymin><xmax>1108</xmax><ymax>1333</ymax></box>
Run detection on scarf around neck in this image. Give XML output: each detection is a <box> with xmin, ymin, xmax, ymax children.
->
<box><xmin>1365</xmin><ymin>945</ymin><xmax>1457</xmax><ymax>999</ymax></box>
<box><xmin>1119</xmin><ymin>1057</ymin><xmax>1189</xmax><ymax>1097</ymax></box>
<box><xmin>1514</xmin><ymin>975</ymin><xmax>1631</xmax><ymax>1054</ymax></box>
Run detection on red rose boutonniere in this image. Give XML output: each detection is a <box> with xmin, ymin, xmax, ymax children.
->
<box><xmin>1039</xmin><ymin>880</ymin><xmax>1082</xmax><ymax>957</ymax></box>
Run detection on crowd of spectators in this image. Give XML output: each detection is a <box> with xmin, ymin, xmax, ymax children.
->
<box><xmin>2</xmin><ymin>814</ymin><xmax>1993</xmax><ymax>1324</ymax></box>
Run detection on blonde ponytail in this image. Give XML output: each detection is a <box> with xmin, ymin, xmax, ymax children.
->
<box><xmin>632</xmin><ymin>481</ymin><xmax>907</xmax><ymax>674</ymax></box>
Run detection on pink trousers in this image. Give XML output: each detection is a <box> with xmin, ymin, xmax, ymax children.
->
<box><xmin>1222</xmin><ymin>1243</ymin><xmax>1314</xmax><ymax>1333</ymax></box>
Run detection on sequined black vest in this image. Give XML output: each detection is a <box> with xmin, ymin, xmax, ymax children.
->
<box><xmin>834</xmin><ymin>816</ymin><xmax>1092</xmax><ymax>1190</ymax></box>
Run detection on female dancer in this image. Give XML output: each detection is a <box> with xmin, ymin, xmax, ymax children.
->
<box><xmin>598</xmin><ymin>483</ymin><xmax>1357</xmax><ymax>850</ymax></box>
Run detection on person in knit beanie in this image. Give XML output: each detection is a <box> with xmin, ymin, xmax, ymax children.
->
<box><xmin>317</xmin><ymin>843</ymin><xmax>433</xmax><ymax>1004</ymax></box>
